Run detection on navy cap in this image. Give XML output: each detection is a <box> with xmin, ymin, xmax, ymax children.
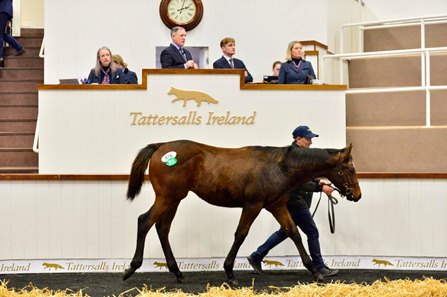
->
<box><xmin>292</xmin><ymin>125</ymin><xmax>319</xmax><ymax>139</ymax></box>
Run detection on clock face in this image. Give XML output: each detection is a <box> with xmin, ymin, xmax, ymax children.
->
<box><xmin>167</xmin><ymin>0</ymin><xmax>197</xmax><ymax>25</ymax></box>
<box><xmin>160</xmin><ymin>0</ymin><xmax>203</xmax><ymax>31</ymax></box>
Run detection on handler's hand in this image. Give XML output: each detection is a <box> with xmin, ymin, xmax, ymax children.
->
<box><xmin>322</xmin><ymin>184</ymin><xmax>335</xmax><ymax>196</ymax></box>
<box><xmin>319</xmin><ymin>179</ymin><xmax>334</xmax><ymax>195</ymax></box>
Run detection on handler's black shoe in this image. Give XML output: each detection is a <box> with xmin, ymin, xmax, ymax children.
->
<box><xmin>15</xmin><ymin>48</ymin><xmax>26</xmax><ymax>56</ymax></box>
<box><xmin>247</xmin><ymin>255</ymin><xmax>264</xmax><ymax>275</ymax></box>
<box><xmin>319</xmin><ymin>267</ymin><xmax>339</xmax><ymax>277</ymax></box>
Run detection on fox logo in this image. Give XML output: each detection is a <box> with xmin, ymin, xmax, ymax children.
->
<box><xmin>42</xmin><ymin>262</ymin><xmax>64</xmax><ymax>270</ymax></box>
<box><xmin>372</xmin><ymin>258</ymin><xmax>394</xmax><ymax>267</ymax></box>
<box><xmin>263</xmin><ymin>259</ymin><xmax>285</xmax><ymax>267</ymax></box>
<box><xmin>153</xmin><ymin>261</ymin><xmax>168</xmax><ymax>270</ymax></box>
<box><xmin>167</xmin><ymin>87</ymin><xmax>219</xmax><ymax>107</ymax></box>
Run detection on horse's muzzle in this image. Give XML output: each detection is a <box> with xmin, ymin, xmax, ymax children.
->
<box><xmin>346</xmin><ymin>192</ymin><xmax>361</xmax><ymax>202</ymax></box>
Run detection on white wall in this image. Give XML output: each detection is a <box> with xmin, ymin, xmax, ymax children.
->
<box><xmin>1</xmin><ymin>179</ymin><xmax>446</xmax><ymax>260</ymax></box>
<box><xmin>21</xmin><ymin>0</ymin><xmax>44</xmax><ymax>28</ymax></box>
<box><xmin>365</xmin><ymin>0</ymin><xmax>447</xmax><ymax>20</ymax></box>
<box><xmin>44</xmin><ymin>0</ymin><xmax>328</xmax><ymax>84</ymax></box>
<box><xmin>26</xmin><ymin>0</ymin><xmax>447</xmax><ymax>82</ymax></box>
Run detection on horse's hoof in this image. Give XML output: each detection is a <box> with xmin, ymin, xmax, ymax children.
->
<box><xmin>123</xmin><ymin>267</ymin><xmax>136</xmax><ymax>281</ymax></box>
<box><xmin>176</xmin><ymin>276</ymin><xmax>185</xmax><ymax>283</ymax></box>
<box><xmin>227</xmin><ymin>278</ymin><xmax>239</xmax><ymax>287</ymax></box>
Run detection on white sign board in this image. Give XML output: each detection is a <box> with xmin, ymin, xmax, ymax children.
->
<box><xmin>38</xmin><ymin>70</ymin><xmax>346</xmax><ymax>174</ymax></box>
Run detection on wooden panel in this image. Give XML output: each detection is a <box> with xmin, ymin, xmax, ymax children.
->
<box><xmin>430</xmin><ymin>53</ymin><xmax>447</xmax><ymax>86</ymax></box>
<box><xmin>426</xmin><ymin>23</ymin><xmax>447</xmax><ymax>48</ymax></box>
<box><xmin>346</xmin><ymin>91</ymin><xmax>426</xmax><ymax>126</ymax></box>
<box><xmin>347</xmin><ymin>127</ymin><xmax>447</xmax><ymax>173</ymax></box>
<box><xmin>348</xmin><ymin>56</ymin><xmax>422</xmax><ymax>88</ymax></box>
<box><xmin>431</xmin><ymin>89</ymin><xmax>447</xmax><ymax>126</ymax></box>
<box><xmin>364</xmin><ymin>26</ymin><xmax>421</xmax><ymax>52</ymax></box>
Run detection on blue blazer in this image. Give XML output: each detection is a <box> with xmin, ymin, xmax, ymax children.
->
<box><xmin>160</xmin><ymin>44</ymin><xmax>193</xmax><ymax>69</ymax></box>
<box><xmin>87</xmin><ymin>68</ymin><xmax>125</xmax><ymax>84</ymax></box>
<box><xmin>0</xmin><ymin>0</ymin><xmax>13</xmax><ymax>19</ymax></box>
<box><xmin>213</xmin><ymin>56</ymin><xmax>253</xmax><ymax>83</ymax></box>
<box><xmin>122</xmin><ymin>68</ymin><xmax>138</xmax><ymax>84</ymax></box>
<box><xmin>278</xmin><ymin>60</ymin><xmax>315</xmax><ymax>84</ymax></box>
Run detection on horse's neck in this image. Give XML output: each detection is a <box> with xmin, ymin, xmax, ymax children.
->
<box><xmin>289</xmin><ymin>148</ymin><xmax>334</xmax><ymax>180</ymax></box>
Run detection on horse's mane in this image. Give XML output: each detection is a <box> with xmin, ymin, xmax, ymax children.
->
<box><xmin>251</xmin><ymin>145</ymin><xmax>338</xmax><ymax>165</ymax></box>
<box><xmin>250</xmin><ymin>146</ymin><xmax>289</xmax><ymax>162</ymax></box>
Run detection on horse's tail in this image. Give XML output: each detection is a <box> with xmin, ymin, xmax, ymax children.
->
<box><xmin>127</xmin><ymin>143</ymin><xmax>164</xmax><ymax>201</ymax></box>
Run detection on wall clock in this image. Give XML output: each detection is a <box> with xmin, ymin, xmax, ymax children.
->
<box><xmin>159</xmin><ymin>0</ymin><xmax>204</xmax><ymax>31</ymax></box>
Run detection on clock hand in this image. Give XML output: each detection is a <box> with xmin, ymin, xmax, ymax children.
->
<box><xmin>178</xmin><ymin>0</ymin><xmax>186</xmax><ymax>13</ymax></box>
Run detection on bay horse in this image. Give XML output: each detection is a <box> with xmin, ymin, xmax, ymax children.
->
<box><xmin>123</xmin><ymin>140</ymin><xmax>361</xmax><ymax>284</ymax></box>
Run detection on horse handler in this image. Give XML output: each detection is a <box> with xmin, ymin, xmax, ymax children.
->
<box><xmin>247</xmin><ymin>125</ymin><xmax>339</xmax><ymax>278</ymax></box>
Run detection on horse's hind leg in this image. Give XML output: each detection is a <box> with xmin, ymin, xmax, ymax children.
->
<box><xmin>123</xmin><ymin>200</ymin><xmax>169</xmax><ymax>280</ymax></box>
<box><xmin>123</xmin><ymin>208</ymin><xmax>152</xmax><ymax>280</ymax></box>
<box><xmin>224</xmin><ymin>203</ymin><xmax>263</xmax><ymax>286</ymax></box>
<box><xmin>268</xmin><ymin>206</ymin><xmax>319</xmax><ymax>278</ymax></box>
<box><xmin>156</xmin><ymin>202</ymin><xmax>184</xmax><ymax>283</ymax></box>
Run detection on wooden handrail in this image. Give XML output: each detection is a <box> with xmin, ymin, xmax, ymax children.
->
<box><xmin>300</xmin><ymin>40</ymin><xmax>329</xmax><ymax>51</ymax></box>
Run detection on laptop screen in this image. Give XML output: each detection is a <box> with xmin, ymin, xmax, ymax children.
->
<box><xmin>263</xmin><ymin>75</ymin><xmax>278</xmax><ymax>84</ymax></box>
<box><xmin>59</xmin><ymin>78</ymin><xmax>80</xmax><ymax>85</ymax></box>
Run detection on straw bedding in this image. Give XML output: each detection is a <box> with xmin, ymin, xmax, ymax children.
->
<box><xmin>1</xmin><ymin>277</ymin><xmax>447</xmax><ymax>297</ymax></box>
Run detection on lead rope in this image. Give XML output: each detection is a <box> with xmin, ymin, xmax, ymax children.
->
<box><xmin>311</xmin><ymin>188</ymin><xmax>339</xmax><ymax>233</ymax></box>
<box><xmin>327</xmin><ymin>193</ymin><xmax>338</xmax><ymax>233</ymax></box>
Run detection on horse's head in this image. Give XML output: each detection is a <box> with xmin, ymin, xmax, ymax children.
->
<box><xmin>327</xmin><ymin>144</ymin><xmax>362</xmax><ymax>202</ymax></box>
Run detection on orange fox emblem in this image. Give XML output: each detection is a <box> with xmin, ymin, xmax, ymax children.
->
<box><xmin>42</xmin><ymin>262</ymin><xmax>64</xmax><ymax>270</ymax></box>
<box><xmin>263</xmin><ymin>259</ymin><xmax>285</xmax><ymax>267</ymax></box>
<box><xmin>372</xmin><ymin>258</ymin><xmax>394</xmax><ymax>267</ymax></box>
<box><xmin>167</xmin><ymin>87</ymin><xmax>219</xmax><ymax>107</ymax></box>
<box><xmin>153</xmin><ymin>261</ymin><xmax>168</xmax><ymax>270</ymax></box>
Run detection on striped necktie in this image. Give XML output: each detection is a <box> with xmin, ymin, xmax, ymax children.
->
<box><xmin>179</xmin><ymin>48</ymin><xmax>187</xmax><ymax>61</ymax></box>
<box><xmin>229</xmin><ymin>58</ymin><xmax>234</xmax><ymax>68</ymax></box>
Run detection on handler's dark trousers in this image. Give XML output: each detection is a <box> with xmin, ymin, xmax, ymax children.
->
<box><xmin>250</xmin><ymin>206</ymin><xmax>326</xmax><ymax>271</ymax></box>
<box><xmin>1</xmin><ymin>12</ymin><xmax>24</xmax><ymax>59</ymax></box>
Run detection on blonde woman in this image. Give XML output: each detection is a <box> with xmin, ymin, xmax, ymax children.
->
<box><xmin>113</xmin><ymin>54</ymin><xmax>138</xmax><ymax>84</ymax></box>
<box><xmin>278</xmin><ymin>41</ymin><xmax>315</xmax><ymax>84</ymax></box>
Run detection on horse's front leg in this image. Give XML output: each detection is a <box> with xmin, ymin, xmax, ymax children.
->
<box><xmin>155</xmin><ymin>203</ymin><xmax>184</xmax><ymax>283</ymax></box>
<box><xmin>268</xmin><ymin>206</ymin><xmax>321</xmax><ymax>280</ymax></box>
<box><xmin>224</xmin><ymin>203</ymin><xmax>263</xmax><ymax>286</ymax></box>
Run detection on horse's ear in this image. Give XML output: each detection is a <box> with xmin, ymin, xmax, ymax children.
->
<box><xmin>336</xmin><ymin>144</ymin><xmax>353</xmax><ymax>163</ymax></box>
<box><xmin>345</xmin><ymin>143</ymin><xmax>353</xmax><ymax>155</ymax></box>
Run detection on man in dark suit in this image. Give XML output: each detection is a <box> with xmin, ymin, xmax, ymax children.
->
<box><xmin>213</xmin><ymin>37</ymin><xmax>253</xmax><ymax>83</ymax></box>
<box><xmin>0</xmin><ymin>0</ymin><xmax>26</xmax><ymax>67</ymax></box>
<box><xmin>160</xmin><ymin>26</ymin><xmax>198</xmax><ymax>69</ymax></box>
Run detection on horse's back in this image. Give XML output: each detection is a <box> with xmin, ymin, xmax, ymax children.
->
<box><xmin>147</xmin><ymin>140</ymin><xmax>280</xmax><ymax>206</ymax></box>
<box><xmin>149</xmin><ymin>140</ymin><xmax>255</xmax><ymax>174</ymax></box>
